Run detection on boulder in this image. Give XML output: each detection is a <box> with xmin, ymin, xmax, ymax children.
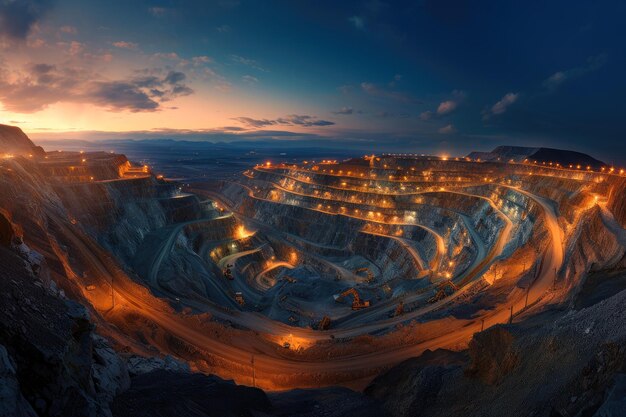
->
<box><xmin>464</xmin><ymin>325</ymin><xmax>519</xmax><ymax>385</ymax></box>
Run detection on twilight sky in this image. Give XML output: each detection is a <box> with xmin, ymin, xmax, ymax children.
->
<box><xmin>1</xmin><ymin>0</ymin><xmax>625</xmax><ymax>160</ymax></box>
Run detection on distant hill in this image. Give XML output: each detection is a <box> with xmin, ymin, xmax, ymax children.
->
<box><xmin>467</xmin><ymin>145</ymin><xmax>606</xmax><ymax>169</ymax></box>
<box><xmin>0</xmin><ymin>124</ymin><xmax>45</xmax><ymax>157</ymax></box>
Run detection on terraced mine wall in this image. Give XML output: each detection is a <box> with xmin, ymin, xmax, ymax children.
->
<box><xmin>52</xmin><ymin>177</ymin><xmax>186</xmax><ymax>264</ymax></box>
<box><xmin>41</xmin><ymin>152</ymin><xmax>130</xmax><ymax>182</ymax></box>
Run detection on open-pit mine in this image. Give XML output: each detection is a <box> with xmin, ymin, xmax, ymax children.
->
<box><xmin>2</xmin><ymin>126</ymin><xmax>626</xmax><ymax>417</ymax></box>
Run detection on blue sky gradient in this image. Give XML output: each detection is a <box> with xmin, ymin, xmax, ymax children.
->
<box><xmin>0</xmin><ymin>0</ymin><xmax>625</xmax><ymax>160</ymax></box>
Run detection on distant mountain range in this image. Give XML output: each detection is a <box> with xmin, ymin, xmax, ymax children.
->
<box><xmin>466</xmin><ymin>145</ymin><xmax>607</xmax><ymax>169</ymax></box>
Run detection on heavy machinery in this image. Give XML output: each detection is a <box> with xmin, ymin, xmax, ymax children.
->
<box><xmin>334</xmin><ymin>288</ymin><xmax>371</xmax><ymax>310</ymax></box>
<box><xmin>223</xmin><ymin>264</ymin><xmax>234</xmax><ymax>280</ymax></box>
<box><xmin>234</xmin><ymin>292</ymin><xmax>245</xmax><ymax>305</ymax></box>
<box><xmin>354</xmin><ymin>267</ymin><xmax>375</xmax><ymax>283</ymax></box>
<box><xmin>428</xmin><ymin>281</ymin><xmax>459</xmax><ymax>303</ymax></box>
<box><xmin>318</xmin><ymin>316</ymin><xmax>332</xmax><ymax>330</ymax></box>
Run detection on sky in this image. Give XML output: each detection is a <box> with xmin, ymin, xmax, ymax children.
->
<box><xmin>0</xmin><ymin>0</ymin><xmax>625</xmax><ymax>160</ymax></box>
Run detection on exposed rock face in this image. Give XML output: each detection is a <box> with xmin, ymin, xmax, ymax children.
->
<box><xmin>0</xmin><ymin>212</ymin><xmax>14</xmax><ymax>246</ymax></box>
<box><xmin>269</xmin><ymin>387</ymin><xmax>390</xmax><ymax>417</ymax></box>
<box><xmin>0</xmin><ymin>124</ymin><xmax>45</xmax><ymax>157</ymax></box>
<box><xmin>366</xmin><ymin>285</ymin><xmax>626</xmax><ymax>417</ymax></box>
<box><xmin>365</xmin><ymin>349</ymin><xmax>467</xmax><ymax>417</ymax></box>
<box><xmin>595</xmin><ymin>373</ymin><xmax>626</xmax><ymax>416</ymax></box>
<box><xmin>125</xmin><ymin>355</ymin><xmax>190</xmax><ymax>376</ymax></box>
<box><xmin>0</xmin><ymin>345</ymin><xmax>38</xmax><ymax>417</ymax></box>
<box><xmin>111</xmin><ymin>370</ymin><xmax>272</xmax><ymax>417</ymax></box>
<box><xmin>0</xmin><ymin>237</ymin><xmax>130</xmax><ymax>417</ymax></box>
<box><xmin>112</xmin><ymin>370</ymin><xmax>387</xmax><ymax>417</ymax></box>
<box><xmin>464</xmin><ymin>326</ymin><xmax>519</xmax><ymax>385</ymax></box>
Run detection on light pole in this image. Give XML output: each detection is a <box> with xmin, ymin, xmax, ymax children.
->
<box><xmin>110</xmin><ymin>272</ymin><xmax>115</xmax><ymax>310</ymax></box>
<box><xmin>251</xmin><ymin>354</ymin><xmax>256</xmax><ymax>387</ymax></box>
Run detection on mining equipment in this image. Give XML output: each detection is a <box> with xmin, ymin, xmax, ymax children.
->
<box><xmin>318</xmin><ymin>316</ymin><xmax>332</xmax><ymax>330</ymax></box>
<box><xmin>334</xmin><ymin>288</ymin><xmax>371</xmax><ymax>310</ymax></box>
<box><xmin>283</xmin><ymin>275</ymin><xmax>297</xmax><ymax>283</ymax></box>
<box><xmin>428</xmin><ymin>281</ymin><xmax>459</xmax><ymax>303</ymax></box>
<box><xmin>234</xmin><ymin>292</ymin><xmax>245</xmax><ymax>305</ymax></box>
<box><xmin>223</xmin><ymin>265</ymin><xmax>234</xmax><ymax>280</ymax></box>
<box><xmin>354</xmin><ymin>267</ymin><xmax>375</xmax><ymax>283</ymax></box>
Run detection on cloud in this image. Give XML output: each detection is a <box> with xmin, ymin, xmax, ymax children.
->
<box><xmin>332</xmin><ymin>106</ymin><xmax>355</xmax><ymax>115</ymax></box>
<box><xmin>89</xmin><ymin>81</ymin><xmax>160</xmax><ymax>111</ymax></box>
<box><xmin>242</xmin><ymin>75</ymin><xmax>258</xmax><ymax>84</ymax></box>
<box><xmin>113</xmin><ymin>41</ymin><xmax>138</xmax><ymax>50</ymax></box>
<box><xmin>152</xmin><ymin>52</ymin><xmax>180</xmax><ymax>61</ymax></box>
<box><xmin>0</xmin><ymin>0</ymin><xmax>53</xmax><ymax>41</ymax></box>
<box><xmin>419</xmin><ymin>110</ymin><xmax>433</xmax><ymax>121</ymax></box>
<box><xmin>192</xmin><ymin>55</ymin><xmax>212</xmax><ymax>64</ymax></box>
<box><xmin>420</xmin><ymin>90</ymin><xmax>465</xmax><ymax>119</ymax></box>
<box><xmin>437</xmin><ymin>100</ymin><xmax>457</xmax><ymax>115</ymax></box>
<box><xmin>543</xmin><ymin>54</ymin><xmax>607</xmax><ymax>91</ymax></box>
<box><xmin>360</xmin><ymin>82</ymin><xmax>416</xmax><ymax>104</ymax></box>
<box><xmin>0</xmin><ymin>63</ymin><xmax>194</xmax><ymax>113</ymax></box>
<box><xmin>216</xmin><ymin>24</ymin><xmax>231</xmax><ymax>33</ymax></box>
<box><xmin>438</xmin><ymin>124</ymin><xmax>456</xmax><ymax>134</ymax></box>
<box><xmin>388</xmin><ymin>74</ymin><xmax>402</xmax><ymax>87</ymax></box>
<box><xmin>348</xmin><ymin>16</ymin><xmax>365</xmax><ymax>30</ymax></box>
<box><xmin>59</xmin><ymin>25</ymin><xmax>77</xmax><ymax>35</ymax></box>
<box><xmin>338</xmin><ymin>85</ymin><xmax>354</xmax><ymax>94</ymax></box>
<box><xmin>148</xmin><ymin>7</ymin><xmax>167</xmax><ymax>17</ymax></box>
<box><xmin>68</xmin><ymin>41</ymin><xmax>84</xmax><ymax>55</ymax></box>
<box><xmin>483</xmin><ymin>92</ymin><xmax>518</xmax><ymax>119</ymax></box>
<box><xmin>233</xmin><ymin>114</ymin><xmax>335</xmax><ymax>129</ymax></box>
<box><xmin>230</xmin><ymin>54</ymin><xmax>267</xmax><ymax>72</ymax></box>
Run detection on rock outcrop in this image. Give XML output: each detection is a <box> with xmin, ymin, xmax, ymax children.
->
<box><xmin>0</xmin><ymin>124</ymin><xmax>45</xmax><ymax>157</ymax></box>
<box><xmin>111</xmin><ymin>370</ymin><xmax>272</xmax><ymax>417</ymax></box>
<box><xmin>366</xmin><ymin>284</ymin><xmax>626</xmax><ymax>417</ymax></box>
<box><xmin>0</xmin><ymin>226</ymin><xmax>130</xmax><ymax>417</ymax></box>
<box><xmin>464</xmin><ymin>326</ymin><xmax>519</xmax><ymax>385</ymax></box>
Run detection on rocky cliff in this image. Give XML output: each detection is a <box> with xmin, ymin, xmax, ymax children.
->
<box><xmin>0</xmin><ymin>124</ymin><xmax>45</xmax><ymax>157</ymax></box>
<box><xmin>0</xmin><ymin>216</ymin><xmax>129</xmax><ymax>417</ymax></box>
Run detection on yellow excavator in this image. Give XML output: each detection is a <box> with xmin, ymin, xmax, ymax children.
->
<box><xmin>428</xmin><ymin>281</ymin><xmax>458</xmax><ymax>303</ymax></box>
<box><xmin>334</xmin><ymin>288</ymin><xmax>371</xmax><ymax>310</ymax></box>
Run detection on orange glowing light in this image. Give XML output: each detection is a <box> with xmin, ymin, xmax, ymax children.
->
<box><xmin>236</xmin><ymin>225</ymin><xmax>253</xmax><ymax>239</ymax></box>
